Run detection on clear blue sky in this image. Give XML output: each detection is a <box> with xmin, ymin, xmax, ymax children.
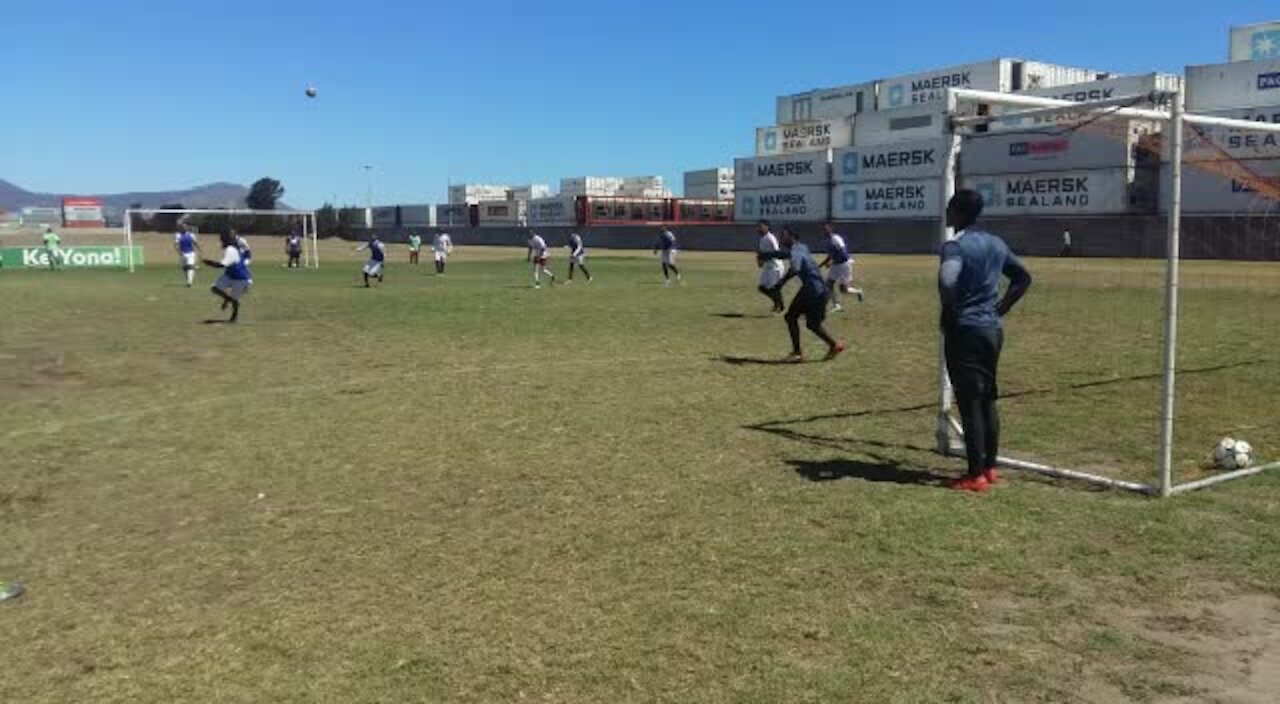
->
<box><xmin>2</xmin><ymin>0</ymin><xmax>1270</xmax><ymax>208</ymax></box>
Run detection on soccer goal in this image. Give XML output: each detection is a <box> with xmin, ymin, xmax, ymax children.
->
<box><xmin>122</xmin><ymin>208</ymin><xmax>320</xmax><ymax>272</ymax></box>
<box><xmin>936</xmin><ymin>87</ymin><xmax>1280</xmax><ymax>496</ymax></box>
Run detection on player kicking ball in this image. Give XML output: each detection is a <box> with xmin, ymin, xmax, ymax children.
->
<box><xmin>755</xmin><ymin>220</ymin><xmax>786</xmax><ymax>313</ymax></box>
<box><xmin>654</xmin><ymin>227</ymin><xmax>681</xmax><ymax>286</ymax></box>
<box><xmin>527</xmin><ymin>231</ymin><xmax>556</xmax><ymax>288</ymax></box>
<box><xmin>433</xmin><ymin>231</ymin><xmax>453</xmax><ymax>275</ymax></box>
<box><xmin>769</xmin><ymin>227</ymin><xmax>845</xmax><ymax>363</ymax></box>
<box><xmin>174</xmin><ymin>225</ymin><xmax>203</xmax><ymax>286</ymax></box>
<box><xmin>819</xmin><ymin>222</ymin><xmax>863</xmax><ymax>312</ymax></box>
<box><xmin>202</xmin><ymin>231</ymin><xmax>253</xmax><ymax>323</ymax></box>
<box><xmin>356</xmin><ymin>234</ymin><xmax>387</xmax><ymax>287</ymax></box>
<box><xmin>566</xmin><ymin>230</ymin><xmax>592</xmax><ymax>283</ymax></box>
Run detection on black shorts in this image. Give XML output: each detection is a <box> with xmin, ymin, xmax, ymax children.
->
<box><xmin>788</xmin><ymin>290</ymin><xmax>827</xmax><ymax>324</ymax></box>
<box><xmin>944</xmin><ymin>325</ymin><xmax>1003</xmax><ymax>400</ymax></box>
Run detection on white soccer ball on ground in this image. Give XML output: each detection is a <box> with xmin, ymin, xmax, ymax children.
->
<box><xmin>1213</xmin><ymin>437</ymin><xmax>1255</xmax><ymax>470</ymax></box>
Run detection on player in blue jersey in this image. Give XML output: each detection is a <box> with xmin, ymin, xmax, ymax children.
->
<box><xmin>173</xmin><ymin>225</ymin><xmax>203</xmax><ymax>287</ymax></box>
<box><xmin>202</xmin><ymin>231</ymin><xmax>253</xmax><ymax>323</ymax></box>
<box><xmin>565</xmin><ymin>231</ymin><xmax>592</xmax><ymax>283</ymax></box>
<box><xmin>356</xmin><ymin>234</ymin><xmax>387</xmax><ymax>287</ymax></box>
<box><xmin>771</xmin><ymin>227</ymin><xmax>845</xmax><ymax>363</ymax></box>
<box><xmin>818</xmin><ymin>222</ymin><xmax>864</xmax><ymax>312</ymax></box>
<box><xmin>285</xmin><ymin>227</ymin><xmax>304</xmax><ymax>268</ymax></box>
<box><xmin>654</xmin><ymin>227</ymin><xmax>681</xmax><ymax>286</ymax></box>
<box><xmin>938</xmin><ymin>190</ymin><xmax>1033</xmax><ymax>492</ymax></box>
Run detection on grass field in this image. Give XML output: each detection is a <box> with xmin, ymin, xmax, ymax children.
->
<box><xmin>3</xmin><ymin>232</ymin><xmax>1280</xmax><ymax>703</ymax></box>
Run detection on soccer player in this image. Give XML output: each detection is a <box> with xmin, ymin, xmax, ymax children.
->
<box><xmin>938</xmin><ymin>189</ymin><xmax>1033</xmax><ymax>492</ymax></box>
<box><xmin>526</xmin><ymin>230</ymin><xmax>556</xmax><ymax>288</ymax></box>
<box><xmin>1060</xmin><ymin>229</ymin><xmax>1073</xmax><ymax>257</ymax></box>
<box><xmin>234</xmin><ymin>231</ymin><xmax>253</xmax><ymax>267</ymax></box>
<box><xmin>202</xmin><ymin>231</ymin><xmax>253</xmax><ymax>323</ymax></box>
<box><xmin>566</xmin><ymin>230</ymin><xmax>592</xmax><ymax>283</ymax></box>
<box><xmin>174</xmin><ymin>225</ymin><xmax>203</xmax><ymax>286</ymax></box>
<box><xmin>773</xmin><ymin>226</ymin><xmax>845</xmax><ymax>363</ymax></box>
<box><xmin>433</xmin><ymin>231</ymin><xmax>453</xmax><ymax>274</ymax></box>
<box><xmin>356</xmin><ymin>233</ymin><xmax>387</xmax><ymax>287</ymax></box>
<box><xmin>285</xmin><ymin>228</ymin><xmax>304</xmax><ymax>268</ymax></box>
<box><xmin>818</xmin><ymin>222</ymin><xmax>864</xmax><ymax>312</ymax></box>
<box><xmin>755</xmin><ymin>220</ymin><xmax>786</xmax><ymax>313</ymax></box>
<box><xmin>41</xmin><ymin>225</ymin><xmax>63</xmax><ymax>271</ymax></box>
<box><xmin>408</xmin><ymin>231</ymin><xmax>422</xmax><ymax>265</ymax></box>
<box><xmin>654</xmin><ymin>227</ymin><xmax>681</xmax><ymax>286</ymax></box>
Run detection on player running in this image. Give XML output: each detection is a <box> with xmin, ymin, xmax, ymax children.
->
<box><xmin>41</xmin><ymin>225</ymin><xmax>63</xmax><ymax>271</ymax></box>
<box><xmin>202</xmin><ymin>231</ymin><xmax>253</xmax><ymax>323</ymax></box>
<box><xmin>818</xmin><ymin>222</ymin><xmax>864</xmax><ymax>312</ymax></box>
<box><xmin>433</xmin><ymin>231</ymin><xmax>453</xmax><ymax>274</ymax></box>
<box><xmin>174</xmin><ymin>225</ymin><xmax>203</xmax><ymax>286</ymax></box>
<box><xmin>408</xmin><ymin>232</ymin><xmax>422</xmax><ymax>265</ymax></box>
<box><xmin>233</xmin><ymin>231</ymin><xmax>253</xmax><ymax>267</ymax></box>
<box><xmin>755</xmin><ymin>220</ymin><xmax>786</xmax><ymax>313</ymax></box>
<box><xmin>356</xmin><ymin>233</ymin><xmax>387</xmax><ymax>287</ymax></box>
<box><xmin>654</xmin><ymin>227</ymin><xmax>681</xmax><ymax>286</ymax></box>
<box><xmin>285</xmin><ymin>228</ymin><xmax>304</xmax><ymax>268</ymax></box>
<box><xmin>566</xmin><ymin>230</ymin><xmax>592</xmax><ymax>283</ymax></box>
<box><xmin>527</xmin><ymin>231</ymin><xmax>556</xmax><ymax>288</ymax></box>
<box><xmin>768</xmin><ymin>226</ymin><xmax>845</xmax><ymax>363</ymax></box>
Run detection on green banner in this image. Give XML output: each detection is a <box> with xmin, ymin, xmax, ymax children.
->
<box><xmin>0</xmin><ymin>246</ymin><xmax>144</xmax><ymax>269</ymax></box>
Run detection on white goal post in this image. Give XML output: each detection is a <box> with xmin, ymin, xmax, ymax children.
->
<box><xmin>122</xmin><ymin>208</ymin><xmax>320</xmax><ymax>272</ymax></box>
<box><xmin>937</xmin><ymin>87</ymin><xmax>1280</xmax><ymax>497</ymax></box>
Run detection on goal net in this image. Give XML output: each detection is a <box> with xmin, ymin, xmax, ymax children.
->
<box><xmin>123</xmin><ymin>208</ymin><xmax>320</xmax><ymax>271</ymax></box>
<box><xmin>940</xmin><ymin>88</ymin><xmax>1280</xmax><ymax>496</ymax></box>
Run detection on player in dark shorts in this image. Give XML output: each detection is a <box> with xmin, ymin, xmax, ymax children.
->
<box><xmin>769</xmin><ymin>226</ymin><xmax>845</xmax><ymax>363</ymax></box>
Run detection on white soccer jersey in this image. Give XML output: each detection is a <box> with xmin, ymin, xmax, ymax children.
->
<box><xmin>759</xmin><ymin>232</ymin><xmax>786</xmax><ymax>271</ymax></box>
<box><xmin>434</xmin><ymin>233</ymin><xmax>453</xmax><ymax>253</ymax></box>
<box><xmin>529</xmin><ymin>235</ymin><xmax>549</xmax><ymax>258</ymax></box>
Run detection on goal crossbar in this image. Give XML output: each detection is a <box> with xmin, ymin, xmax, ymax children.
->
<box><xmin>123</xmin><ymin>208</ymin><xmax>320</xmax><ymax>272</ymax></box>
<box><xmin>936</xmin><ymin>87</ymin><xmax>1279</xmax><ymax>497</ymax></box>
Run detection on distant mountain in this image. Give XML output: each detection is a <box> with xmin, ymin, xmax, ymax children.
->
<box><xmin>0</xmin><ymin>179</ymin><xmax>273</xmax><ymax>214</ymax></box>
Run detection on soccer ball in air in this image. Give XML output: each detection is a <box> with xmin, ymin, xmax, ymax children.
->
<box><xmin>1212</xmin><ymin>437</ymin><xmax>1254</xmax><ymax>470</ymax></box>
<box><xmin>305</xmin><ymin>86</ymin><xmax>317</xmax><ymax>98</ymax></box>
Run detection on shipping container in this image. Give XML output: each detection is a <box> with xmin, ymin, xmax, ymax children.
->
<box><xmin>756</xmin><ymin>118</ymin><xmax>853</xmax><ymax>157</ymax></box>
<box><xmin>776</xmin><ymin>81</ymin><xmax>879</xmax><ymax>123</ymax></box>
<box><xmin>528</xmin><ymin>196</ymin><xmax>578</xmax><ymax>225</ymax></box>
<box><xmin>1017</xmin><ymin>61</ymin><xmax>1108</xmax><ymax>93</ymax></box>
<box><xmin>1187</xmin><ymin>58</ymin><xmax>1280</xmax><ymax>111</ymax></box>
<box><xmin>371</xmin><ymin>206</ymin><xmax>398</xmax><ymax>228</ymax></box>
<box><xmin>1230</xmin><ymin>22</ymin><xmax>1280</xmax><ymax>62</ymax></box>
<box><xmin>435</xmin><ymin>203</ymin><xmax>474</xmax><ymax>228</ymax></box>
<box><xmin>853</xmin><ymin>103</ymin><xmax>952</xmax><ymax>146</ymax></box>
<box><xmin>477</xmin><ymin>200</ymin><xmax>527</xmax><ymax>226</ymax></box>
<box><xmin>507</xmin><ymin>184</ymin><xmax>553</xmax><ymax>201</ymax></box>
<box><xmin>1161</xmin><ymin>159</ymin><xmax>1280</xmax><ymax>214</ymax></box>
<box><xmin>993</xmin><ymin>73</ymin><xmax>1182</xmax><ymax>131</ymax></box>
<box><xmin>675</xmin><ymin>199</ymin><xmax>734</xmax><ymax>224</ymax></box>
<box><xmin>834</xmin><ymin>139</ymin><xmax>947</xmax><ymax>183</ymax></box>
<box><xmin>684</xmin><ymin>168</ymin><xmax>733</xmax><ymax>187</ymax></box>
<box><xmin>449</xmin><ymin>184</ymin><xmax>510</xmax><ymax>205</ymax></box>
<box><xmin>560</xmin><ymin>176</ymin><xmax>625</xmax><ymax>197</ymax></box>
<box><xmin>879</xmin><ymin>59</ymin><xmax>1014</xmax><ymax>111</ymax></box>
<box><xmin>831</xmin><ymin>179</ymin><xmax>941</xmax><ymax>219</ymax></box>
<box><xmin>735</xmin><ymin>151</ymin><xmax>832</xmax><ymax>189</ymax></box>
<box><xmin>398</xmin><ymin>205</ymin><xmax>433</xmax><ymax>227</ymax></box>
<box><xmin>582</xmin><ymin>197</ymin><xmax>669</xmax><ymax>224</ymax></box>
<box><xmin>1176</xmin><ymin>104</ymin><xmax>1280</xmax><ymax>162</ymax></box>
<box><xmin>961</xmin><ymin>168</ymin><xmax>1151</xmax><ymax>216</ymax></box>
<box><xmin>735</xmin><ymin>185</ymin><xmax>830</xmax><ymax>222</ymax></box>
<box><xmin>960</xmin><ymin>129</ymin><xmax>1141</xmax><ymax>176</ymax></box>
<box><xmin>685</xmin><ymin>184</ymin><xmax>735</xmax><ymax>200</ymax></box>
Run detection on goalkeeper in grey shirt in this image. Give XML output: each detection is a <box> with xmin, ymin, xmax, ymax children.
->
<box><xmin>938</xmin><ymin>190</ymin><xmax>1032</xmax><ymax>493</ymax></box>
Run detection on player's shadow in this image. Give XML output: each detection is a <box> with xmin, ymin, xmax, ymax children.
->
<box><xmin>787</xmin><ymin>458</ymin><xmax>948</xmax><ymax>487</ymax></box>
<box><xmin>710</xmin><ymin>312</ymin><xmax>772</xmax><ymax>320</ymax></box>
<box><xmin>718</xmin><ymin>355</ymin><xmax>797</xmax><ymax>366</ymax></box>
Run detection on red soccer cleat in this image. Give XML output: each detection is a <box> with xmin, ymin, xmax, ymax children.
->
<box><xmin>824</xmin><ymin>340</ymin><xmax>847</xmax><ymax>361</ymax></box>
<box><xmin>982</xmin><ymin>468</ymin><xmax>999</xmax><ymax>484</ymax></box>
<box><xmin>949</xmin><ymin>474</ymin><xmax>990</xmax><ymax>493</ymax></box>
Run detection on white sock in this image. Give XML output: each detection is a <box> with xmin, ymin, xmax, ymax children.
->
<box><xmin>185</xmin><ymin>269</ymin><xmax>194</xmax><ymax>285</ymax></box>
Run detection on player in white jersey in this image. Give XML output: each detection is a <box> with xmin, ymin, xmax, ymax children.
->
<box><xmin>755</xmin><ymin>220</ymin><xmax>786</xmax><ymax>313</ymax></box>
<box><xmin>433</xmin><ymin>232</ymin><xmax>453</xmax><ymax>275</ymax></box>
<box><xmin>526</xmin><ymin>231</ymin><xmax>556</xmax><ymax>288</ymax></box>
<box><xmin>201</xmin><ymin>231</ymin><xmax>253</xmax><ymax>323</ymax></box>
<box><xmin>173</xmin><ymin>225</ymin><xmax>203</xmax><ymax>287</ymax></box>
<box><xmin>819</xmin><ymin>222</ymin><xmax>863</xmax><ymax>312</ymax></box>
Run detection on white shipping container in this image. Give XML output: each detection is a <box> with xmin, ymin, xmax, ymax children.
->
<box><xmin>449</xmin><ymin>184</ymin><xmax>509</xmax><ymax>205</ymax></box>
<box><xmin>1178</xmin><ymin>104</ymin><xmax>1280</xmax><ymax>162</ymax></box>
<box><xmin>834</xmin><ymin>139</ymin><xmax>947</xmax><ymax>183</ymax></box>
<box><xmin>1230</xmin><ymin>22</ymin><xmax>1280</xmax><ymax>62</ymax></box>
<box><xmin>777</xmin><ymin>81</ymin><xmax>878</xmax><ymax>123</ymax></box>
<box><xmin>560</xmin><ymin>176</ymin><xmax>625</xmax><ymax>196</ymax></box>
<box><xmin>960</xmin><ymin>129</ymin><xmax>1139</xmax><ymax>176</ymax></box>
<box><xmin>735</xmin><ymin>151</ymin><xmax>832</xmax><ymax>189</ymax></box>
<box><xmin>1187</xmin><ymin>58</ymin><xmax>1280</xmax><ymax>111</ymax></box>
<box><xmin>1161</xmin><ymin>159</ymin><xmax>1280</xmax><ymax>214</ymax></box>
<box><xmin>508</xmin><ymin>184</ymin><xmax>553</xmax><ymax>201</ymax></box>
<box><xmin>1017</xmin><ymin>61</ymin><xmax>1106</xmax><ymax>93</ymax></box>
<box><xmin>685</xmin><ymin>184</ymin><xmax>735</xmax><ymax>200</ymax></box>
<box><xmin>832</xmin><ymin>179</ymin><xmax>941</xmax><ymax>219</ymax></box>
<box><xmin>735</xmin><ymin>186</ymin><xmax>830</xmax><ymax>222</ymax></box>
<box><xmin>436</xmin><ymin>204</ymin><xmax>471</xmax><ymax>227</ymax></box>
<box><xmin>398</xmin><ymin>205</ymin><xmax>433</xmax><ymax>226</ymax></box>
<box><xmin>962</xmin><ymin>169</ymin><xmax>1142</xmax><ymax>215</ymax></box>
<box><xmin>879</xmin><ymin>59</ymin><xmax>1013</xmax><ymax>110</ymax></box>
<box><xmin>371</xmin><ymin>206</ymin><xmax>398</xmax><ymax>227</ymax></box>
<box><xmin>994</xmin><ymin>73</ymin><xmax>1182</xmax><ymax>130</ymax></box>
<box><xmin>477</xmin><ymin>200</ymin><xmax>527</xmax><ymax>226</ymax></box>
<box><xmin>756</xmin><ymin>118</ymin><xmax>853</xmax><ymax>156</ymax></box>
<box><xmin>684</xmin><ymin>168</ymin><xmax>733</xmax><ymax>186</ymax></box>
<box><xmin>854</xmin><ymin>103</ymin><xmax>953</xmax><ymax>146</ymax></box>
<box><xmin>528</xmin><ymin>196</ymin><xmax>579</xmax><ymax>225</ymax></box>
<box><xmin>63</xmin><ymin>205</ymin><xmax>104</xmax><ymax>223</ymax></box>
<box><xmin>622</xmin><ymin>176</ymin><xmax>664</xmax><ymax>188</ymax></box>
